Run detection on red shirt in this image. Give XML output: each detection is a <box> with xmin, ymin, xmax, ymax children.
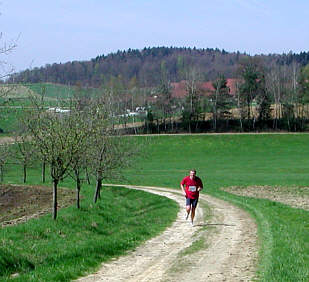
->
<box><xmin>181</xmin><ymin>176</ymin><xmax>203</xmax><ymax>199</ymax></box>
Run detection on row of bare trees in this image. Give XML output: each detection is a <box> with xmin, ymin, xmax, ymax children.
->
<box><xmin>0</xmin><ymin>92</ymin><xmax>140</xmax><ymax>220</ymax></box>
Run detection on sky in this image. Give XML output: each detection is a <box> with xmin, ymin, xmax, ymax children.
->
<box><xmin>0</xmin><ymin>0</ymin><xmax>308</xmax><ymax>73</ymax></box>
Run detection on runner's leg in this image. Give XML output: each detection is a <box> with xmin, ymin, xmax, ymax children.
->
<box><xmin>191</xmin><ymin>198</ymin><xmax>198</xmax><ymax>225</ymax></box>
<box><xmin>191</xmin><ymin>206</ymin><xmax>195</xmax><ymax>223</ymax></box>
<box><xmin>186</xmin><ymin>205</ymin><xmax>191</xmax><ymax>219</ymax></box>
<box><xmin>185</xmin><ymin>198</ymin><xmax>191</xmax><ymax>220</ymax></box>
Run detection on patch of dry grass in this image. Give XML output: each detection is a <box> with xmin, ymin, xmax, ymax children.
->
<box><xmin>222</xmin><ymin>185</ymin><xmax>309</xmax><ymax>210</ymax></box>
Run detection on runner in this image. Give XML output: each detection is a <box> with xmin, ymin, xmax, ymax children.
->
<box><xmin>180</xmin><ymin>169</ymin><xmax>203</xmax><ymax>226</ymax></box>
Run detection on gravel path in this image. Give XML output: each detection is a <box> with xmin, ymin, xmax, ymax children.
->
<box><xmin>76</xmin><ymin>185</ymin><xmax>258</xmax><ymax>282</ymax></box>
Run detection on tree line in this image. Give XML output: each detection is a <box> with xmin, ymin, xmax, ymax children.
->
<box><xmin>7</xmin><ymin>46</ymin><xmax>309</xmax><ymax>88</ymax></box>
<box><xmin>114</xmin><ymin>56</ymin><xmax>309</xmax><ymax>133</ymax></box>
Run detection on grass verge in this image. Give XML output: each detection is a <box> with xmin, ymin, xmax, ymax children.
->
<box><xmin>0</xmin><ymin>185</ymin><xmax>178</xmax><ymax>281</ymax></box>
<box><xmin>211</xmin><ymin>189</ymin><xmax>309</xmax><ymax>281</ymax></box>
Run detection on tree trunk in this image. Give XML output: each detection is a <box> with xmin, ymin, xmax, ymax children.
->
<box><xmin>0</xmin><ymin>164</ymin><xmax>3</xmax><ymax>183</ymax></box>
<box><xmin>213</xmin><ymin>110</ymin><xmax>217</xmax><ymax>132</ymax></box>
<box><xmin>76</xmin><ymin>176</ymin><xmax>81</xmax><ymax>209</ymax></box>
<box><xmin>85</xmin><ymin>167</ymin><xmax>91</xmax><ymax>185</ymax></box>
<box><xmin>239</xmin><ymin>117</ymin><xmax>243</xmax><ymax>132</ymax></box>
<box><xmin>273</xmin><ymin>114</ymin><xmax>278</xmax><ymax>130</ymax></box>
<box><xmin>133</xmin><ymin>116</ymin><xmax>137</xmax><ymax>135</ymax></box>
<box><xmin>23</xmin><ymin>164</ymin><xmax>27</xmax><ymax>183</ymax></box>
<box><xmin>146</xmin><ymin>119</ymin><xmax>149</xmax><ymax>133</ymax></box>
<box><xmin>195</xmin><ymin>118</ymin><xmax>199</xmax><ymax>132</ymax></box>
<box><xmin>214</xmin><ymin>92</ymin><xmax>218</xmax><ymax>132</ymax></box>
<box><xmin>42</xmin><ymin>161</ymin><xmax>46</xmax><ymax>183</ymax></box>
<box><xmin>93</xmin><ymin>177</ymin><xmax>102</xmax><ymax>203</ymax></box>
<box><xmin>53</xmin><ymin>178</ymin><xmax>59</xmax><ymax>220</ymax></box>
<box><xmin>156</xmin><ymin>119</ymin><xmax>160</xmax><ymax>133</ymax></box>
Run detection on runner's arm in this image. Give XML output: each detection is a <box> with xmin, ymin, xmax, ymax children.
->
<box><xmin>180</xmin><ymin>184</ymin><xmax>186</xmax><ymax>196</ymax></box>
<box><xmin>197</xmin><ymin>179</ymin><xmax>203</xmax><ymax>191</ymax></box>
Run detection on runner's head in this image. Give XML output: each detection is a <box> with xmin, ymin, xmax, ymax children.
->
<box><xmin>189</xmin><ymin>169</ymin><xmax>196</xmax><ymax>179</ymax></box>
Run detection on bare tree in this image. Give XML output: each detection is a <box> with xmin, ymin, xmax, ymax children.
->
<box><xmin>13</xmin><ymin>134</ymin><xmax>36</xmax><ymax>183</ymax></box>
<box><xmin>209</xmin><ymin>75</ymin><xmax>232</xmax><ymax>131</ymax></box>
<box><xmin>238</xmin><ymin>56</ymin><xmax>265</xmax><ymax>130</ymax></box>
<box><xmin>0</xmin><ymin>30</ymin><xmax>18</xmax><ymax>133</ymax></box>
<box><xmin>154</xmin><ymin>80</ymin><xmax>174</xmax><ymax>133</ymax></box>
<box><xmin>266</xmin><ymin>61</ymin><xmax>301</xmax><ymax>130</ymax></box>
<box><xmin>67</xmin><ymin>99</ymin><xmax>91</xmax><ymax>209</ymax></box>
<box><xmin>0</xmin><ymin>32</ymin><xmax>17</xmax><ymax>82</ymax></box>
<box><xmin>297</xmin><ymin>63</ymin><xmax>309</xmax><ymax>129</ymax></box>
<box><xmin>266</xmin><ymin>62</ymin><xmax>282</xmax><ymax>129</ymax></box>
<box><xmin>86</xmin><ymin>96</ymin><xmax>140</xmax><ymax>203</ymax></box>
<box><xmin>0</xmin><ymin>27</ymin><xmax>17</xmax><ymax>183</ymax></box>
<box><xmin>0</xmin><ymin>143</ymin><xmax>10</xmax><ymax>182</ymax></box>
<box><xmin>22</xmin><ymin>97</ymin><xmax>88</xmax><ymax>219</ymax></box>
<box><xmin>182</xmin><ymin>68</ymin><xmax>203</xmax><ymax>132</ymax></box>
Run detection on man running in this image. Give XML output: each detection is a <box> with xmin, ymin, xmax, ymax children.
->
<box><xmin>180</xmin><ymin>169</ymin><xmax>203</xmax><ymax>226</ymax></box>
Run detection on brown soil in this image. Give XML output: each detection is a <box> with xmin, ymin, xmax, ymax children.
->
<box><xmin>222</xmin><ymin>185</ymin><xmax>309</xmax><ymax>211</ymax></box>
<box><xmin>0</xmin><ymin>136</ymin><xmax>15</xmax><ymax>144</ymax></box>
<box><xmin>0</xmin><ymin>184</ymin><xmax>75</xmax><ymax>227</ymax></box>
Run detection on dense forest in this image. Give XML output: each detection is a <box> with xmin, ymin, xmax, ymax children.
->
<box><xmin>7</xmin><ymin>47</ymin><xmax>309</xmax><ymax>87</ymax></box>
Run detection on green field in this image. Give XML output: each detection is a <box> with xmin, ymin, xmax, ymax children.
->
<box><xmin>0</xmin><ymin>83</ymin><xmax>97</xmax><ymax>133</ymax></box>
<box><xmin>119</xmin><ymin>134</ymin><xmax>309</xmax><ymax>189</ymax></box>
<box><xmin>25</xmin><ymin>83</ymin><xmax>76</xmax><ymax>98</ymax></box>
<box><xmin>25</xmin><ymin>83</ymin><xmax>101</xmax><ymax>99</ymax></box>
<box><xmin>0</xmin><ymin>83</ymin><xmax>76</xmax><ymax>100</ymax></box>
<box><xmin>1</xmin><ymin>134</ymin><xmax>309</xmax><ymax>281</ymax></box>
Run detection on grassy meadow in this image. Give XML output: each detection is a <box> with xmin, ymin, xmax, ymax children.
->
<box><xmin>25</xmin><ymin>83</ymin><xmax>102</xmax><ymax>99</ymax></box>
<box><xmin>1</xmin><ymin>83</ymin><xmax>76</xmax><ymax>100</ymax></box>
<box><xmin>120</xmin><ymin>134</ymin><xmax>309</xmax><ymax>189</ymax></box>
<box><xmin>0</xmin><ymin>83</ymin><xmax>91</xmax><ymax>134</ymax></box>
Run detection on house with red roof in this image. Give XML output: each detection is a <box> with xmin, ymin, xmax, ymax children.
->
<box><xmin>170</xmin><ymin>78</ymin><xmax>241</xmax><ymax>98</ymax></box>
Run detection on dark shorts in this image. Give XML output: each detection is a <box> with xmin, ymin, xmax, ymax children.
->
<box><xmin>186</xmin><ymin>197</ymin><xmax>198</xmax><ymax>208</ymax></box>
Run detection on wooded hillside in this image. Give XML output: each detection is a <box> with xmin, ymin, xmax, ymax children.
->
<box><xmin>8</xmin><ymin>47</ymin><xmax>309</xmax><ymax>87</ymax></box>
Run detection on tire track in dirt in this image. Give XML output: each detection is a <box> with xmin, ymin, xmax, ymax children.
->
<box><xmin>76</xmin><ymin>185</ymin><xmax>258</xmax><ymax>281</ymax></box>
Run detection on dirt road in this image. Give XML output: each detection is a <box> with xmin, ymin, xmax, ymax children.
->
<box><xmin>76</xmin><ymin>185</ymin><xmax>257</xmax><ymax>282</ymax></box>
